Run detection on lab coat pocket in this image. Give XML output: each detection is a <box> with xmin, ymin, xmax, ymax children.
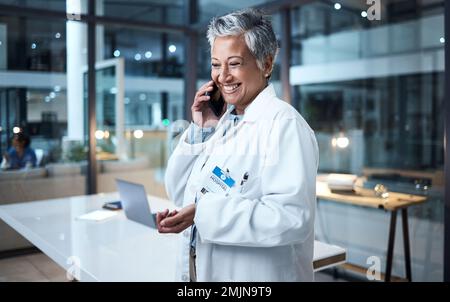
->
<box><xmin>238</xmin><ymin>176</ymin><xmax>261</xmax><ymax>198</ymax></box>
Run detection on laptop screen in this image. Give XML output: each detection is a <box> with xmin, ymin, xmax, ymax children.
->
<box><xmin>116</xmin><ymin>179</ymin><xmax>157</xmax><ymax>228</ymax></box>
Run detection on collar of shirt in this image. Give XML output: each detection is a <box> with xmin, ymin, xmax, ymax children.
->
<box><xmin>228</xmin><ymin>106</ymin><xmax>243</xmax><ymax>125</ymax></box>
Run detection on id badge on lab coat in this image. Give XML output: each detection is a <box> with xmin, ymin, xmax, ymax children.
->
<box><xmin>200</xmin><ymin>166</ymin><xmax>235</xmax><ymax>196</ymax></box>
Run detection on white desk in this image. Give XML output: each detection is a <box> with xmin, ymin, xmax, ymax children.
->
<box><xmin>0</xmin><ymin>193</ymin><xmax>346</xmax><ymax>281</ymax></box>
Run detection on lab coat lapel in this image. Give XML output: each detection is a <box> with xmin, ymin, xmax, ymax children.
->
<box><xmin>242</xmin><ymin>84</ymin><xmax>277</xmax><ymax>123</ymax></box>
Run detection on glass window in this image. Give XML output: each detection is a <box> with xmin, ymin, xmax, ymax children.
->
<box><xmin>198</xmin><ymin>0</ymin><xmax>274</xmax><ymax>25</ymax></box>
<box><xmin>0</xmin><ymin>14</ymin><xmax>89</xmax><ymax>208</ymax></box>
<box><xmin>291</xmin><ymin>1</ymin><xmax>444</xmax><ymax>65</ymax></box>
<box><xmin>95</xmin><ymin>24</ymin><xmax>185</xmax><ymax>197</ymax></box>
<box><xmin>103</xmin><ymin>26</ymin><xmax>184</xmax><ymax>77</ymax></box>
<box><xmin>99</xmin><ymin>0</ymin><xmax>185</xmax><ymax>26</ymax></box>
<box><xmin>1</xmin><ymin>0</ymin><xmax>68</xmax><ymax>12</ymax></box>
<box><xmin>0</xmin><ymin>15</ymin><xmax>66</xmax><ymax>72</ymax></box>
<box><xmin>291</xmin><ymin>0</ymin><xmax>445</xmax><ymax>281</ymax></box>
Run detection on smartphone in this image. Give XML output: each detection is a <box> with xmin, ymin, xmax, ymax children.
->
<box><xmin>204</xmin><ymin>83</ymin><xmax>225</xmax><ymax>117</ymax></box>
<box><xmin>103</xmin><ymin>201</ymin><xmax>122</xmax><ymax>211</ymax></box>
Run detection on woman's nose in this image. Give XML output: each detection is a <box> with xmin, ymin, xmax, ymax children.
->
<box><xmin>218</xmin><ymin>68</ymin><xmax>232</xmax><ymax>83</ymax></box>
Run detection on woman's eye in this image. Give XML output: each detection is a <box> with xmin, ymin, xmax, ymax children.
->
<box><xmin>230</xmin><ymin>62</ymin><xmax>241</xmax><ymax>66</ymax></box>
<box><xmin>211</xmin><ymin>63</ymin><xmax>221</xmax><ymax>68</ymax></box>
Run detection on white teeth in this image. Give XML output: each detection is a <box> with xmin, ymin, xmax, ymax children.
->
<box><xmin>223</xmin><ymin>84</ymin><xmax>240</xmax><ymax>92</ymax></box>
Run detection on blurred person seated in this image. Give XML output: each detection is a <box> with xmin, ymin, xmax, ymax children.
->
<box><xmin>2</xmin><ymin>133</ymin><xmax>37</xmax><ymax>170</ymax></box>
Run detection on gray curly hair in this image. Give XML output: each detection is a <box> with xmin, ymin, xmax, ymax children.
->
<box><xmin>206</xmin><ymin>8</ymin><xmax>279</xmax><ymax>76</ymax></box>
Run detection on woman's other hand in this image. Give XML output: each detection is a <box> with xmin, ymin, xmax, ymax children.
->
<box><xmin>156</xmin><ymin>209</ymin><xmax>178</xmax><ymax>229</ymax></box>
<box><xmin>157</xmin><ymin>204</ymin><xmax>195</xmax><ymax>233</ymax></box>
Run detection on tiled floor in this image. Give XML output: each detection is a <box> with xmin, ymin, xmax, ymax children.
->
<box><xmin>0</xmin><ymin>252</ymin><xmax>348</xmax><ymax>282</ymax></box>
<box><xmin>0</xmin><ymin>253</ymin><xmax>68</xmax><ymax>282</ymax></box>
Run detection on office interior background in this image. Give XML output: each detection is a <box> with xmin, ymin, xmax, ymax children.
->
<box><xmin>0</xmin><ymin>0</ymin><xmax>448</xmax><ymax>281</ymax></box>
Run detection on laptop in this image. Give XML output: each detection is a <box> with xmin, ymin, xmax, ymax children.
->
<box><xmin>115</xmin><ymin>179</ymin><xmax>157</xmax><ymax>228</ymax></box>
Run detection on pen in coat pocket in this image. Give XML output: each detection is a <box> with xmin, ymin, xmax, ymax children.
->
<box><xmin>239</xmin><ymin>172</ymin><xmax>249</xmax><ymax>192</ymax></box>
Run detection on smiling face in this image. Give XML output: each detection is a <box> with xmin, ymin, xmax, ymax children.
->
<box><xmin>211</xmin><ymin>35</ymin><xmax>272</xmax><ymax>114</ymax></box>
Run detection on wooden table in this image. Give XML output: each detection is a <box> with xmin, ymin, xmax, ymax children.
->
<box><xmin>316</xmin><ymin>181</ymin><xmax>427</xmax><ymax>281</ymax></box>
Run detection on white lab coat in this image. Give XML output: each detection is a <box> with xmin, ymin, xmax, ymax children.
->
<box><xmin>165</xmin><ymin>84</ymin><xmax>319</xmax><ymax>282</ymax></box>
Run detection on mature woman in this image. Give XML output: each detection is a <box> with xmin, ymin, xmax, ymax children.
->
<box><xmin>159</xmin><ymin>8</ymin><xmax>319</xmax><ymax>282</ymax></box>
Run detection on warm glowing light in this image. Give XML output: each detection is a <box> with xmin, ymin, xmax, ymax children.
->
<box><xmin>336</xmin><ymin>137</ymin><xmax>349</xmax><ymax>148</ymax></box>
<box><xmin>331</xmin><ymin>137</ymin><xmax>337</xmax><ymax>147</ymax></box>
<box><xmin>95</xmin><ymin>130</ymin><xmax>105</xmax><ymax>140</ymax></box>
<box><xmin>331</xmin><ymin>134</ymin><xmax>350</xmax><ymax>148</ymax></box>
<box><xmin>133</xmin><ymin>129</ymin><xmax>144</xmax><ymax>139</ymax></box>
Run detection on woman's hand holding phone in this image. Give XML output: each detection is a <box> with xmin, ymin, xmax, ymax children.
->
<box><xmin>191</xmin><ymin>80</ymin><xmax>226</xmax><ymax>128</ymax></box>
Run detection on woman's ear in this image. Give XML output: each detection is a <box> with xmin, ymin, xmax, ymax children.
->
<box><xmin>264</xmin><ymin>56</ymin><xmax>274</xmax><ymax>78</ymax></box>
